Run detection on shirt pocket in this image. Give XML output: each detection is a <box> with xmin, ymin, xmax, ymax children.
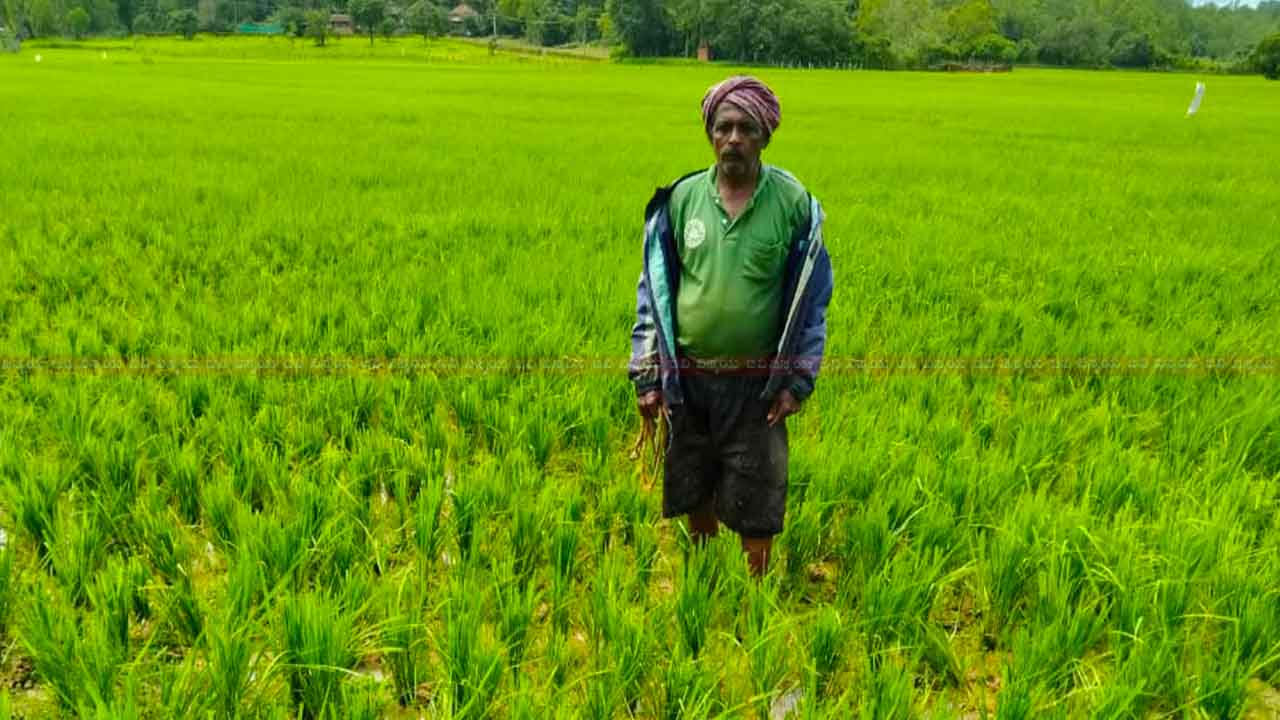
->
<box><xmin>741</xmin><ymin>232</ymin><xmax>788</xmax><ymax>281</ymax></box>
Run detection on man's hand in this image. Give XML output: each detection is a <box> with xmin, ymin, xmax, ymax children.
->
<box><xmin>638</xmin><ymin>390</ymin><xmax>665</xmax><ymax>421</ymax></box>
<box><xmin>767</xmin><ymin>389</ymin><xmax>800</xmax><ymax>427</ymax></box>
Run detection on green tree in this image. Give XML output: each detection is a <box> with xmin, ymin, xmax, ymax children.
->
<box><xmin>348</xmin><ymin>0</ymin><xmax>384</xmax><ymax>44</ymax></box>
<box><xmin>65</xmin><ymin>5</ymin><xmax>90</xmax><ymax>36</ymax></box>
<box><xmin>969</xmin><ymin>31</ymin><xmax>1015</xmax><ymax>62</ymax></box>
<box><xmin>604</xmin><ymin>0</ymin><xmax>673</xmax><ymax>56</ymax></box>
<box><xmin>304</xmin><ymin>8</ymin><xmax>327</xmax><ymax>45</ymax></box>
<box><xmin>274</xmin><ymin>5</ymin><xmax>306</xmax><ymax>36</ymax></box>
<box><xmin>946</xmin><ymin>0</ymin><xmax>996</xmax><ymax>50</ymax></box>
<box><xmin>856</xmin><ymin>0</ymin><xmax>944</xmax><ymax>67</ymax></box>
<box><xmin>406</xmin><ymin>0</ymin><xmax>445</xmax><ymax>43</ymax></box>
<box><xmin>1256</xmin><ymin>32</ymin><xmax>1280</xmax><ymax>79</ymax></box>
<box><xmin>167</xmin><ymin>7</ymin><xmax>197</xmax><ymax>37</ymax></box>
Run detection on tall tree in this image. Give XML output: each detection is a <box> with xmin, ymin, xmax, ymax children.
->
<box><xmin>604</xmin><ymin>0</ymin><xmax>672</xmax><ymax>55</ymax></box>
<box><xmin>348</xmin><ymin>0</ymin><xmax>384</xmax><ymax>44</ymax></box>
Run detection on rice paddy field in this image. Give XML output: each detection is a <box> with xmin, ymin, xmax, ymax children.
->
<box><xmin>1</xmin><ymin>35</ymin><xmax>1279</xmax><ymax>719</ymax></box>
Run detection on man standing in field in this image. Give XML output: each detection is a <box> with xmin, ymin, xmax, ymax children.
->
<box><xmin>628</xmin><ymin>76</ymin><xmax>834</xmax><ymax>576</ymax></box>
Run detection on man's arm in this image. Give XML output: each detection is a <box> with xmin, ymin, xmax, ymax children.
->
<box><xmin>787</xmin><ymin>225</ymin><xmax>833</xmax><ymax>404</ymax></box>
<box><xmin>629</xmin><ymin>267</ymin><xmax>661</xmax><ymax>398</ymax></box>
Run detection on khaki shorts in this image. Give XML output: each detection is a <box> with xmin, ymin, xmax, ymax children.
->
<box><xmin>662</xmin><ymin>372</ymin><xmax>789</xmax><ymax>538</ymax></box>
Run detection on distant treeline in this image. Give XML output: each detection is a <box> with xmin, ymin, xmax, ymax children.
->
<box><xmin>3</xmin><ymin>0</ymin><xmax>1280</xmax><ymax>72</ymax></box>
<box><xmin>605</xmin><ymin>0</ymin><xmax>1280</xmax><ymax>71</ymax></box>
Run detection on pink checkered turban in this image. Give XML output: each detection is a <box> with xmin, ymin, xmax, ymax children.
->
<box><xmin>700</xmin><ymin>75</ymin><xmax>781</xmax><ymax>140</ymax></box>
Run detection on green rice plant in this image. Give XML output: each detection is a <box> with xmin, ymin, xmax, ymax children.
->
<box><xmin>224</xmin><ymin>435</ymin><xmax>282</xmax><ymax>512</ymax></box>
<box><xmin>975</xmin><ymin>522</ymin><xmax>1037</xmax><ymax>642</ymax></box>
<box><xmin>76</xmin><ymin>435</ymin><xmax>143</xmax><ymax>547</ymax></box>
<box><xmin>917</xmin><ymin>621</ymin><xmax>962</xmax><ymax>687</ymax></box>
<box><xmin>660</xmin><ymin>656</ymin><xmax>717</xmax><ymax>720</ymax></box>
<box><xmin>78</xmin><ymin>606</ymin><xmax>129</xmax><ymax>710</ymax></box>
<box><xmin>738</xmin><ymin>570</ymin><xmax>787</xmax><ymax>717</ymax></box>
<box><xmin>674</xmin><ymin>544</ymin><xmax>718</xmax><ymax>658</ymax></box>
<box><xmin>225</xmin><ymin>545</ymin><xmax>268</xmax><ymax>623</ymax></box>
<box><xmin>0</xmin><ymin>690</ymin><xmax>9</xmax><ymax>720</ymax></box>
<box><xmin>612</xmin><ymin>605</ymin><xmax>652</xmax><ymax>714</ymax></box>
<box><xmin>583</xmin><ymin>664</ymin><xmax>621</xmax><ymax>720</ymax></box>
<box><xmin>451</xmin><ymin>481</ymin><xmax>483</xmax><ymax>565</ymax></box>
<box><xmin>47</xmin><ymin>505</ymin><xmax>106</xmax><ymax>607</ymax></box>
<box><xmin>77</xmin><ymin>674</ymin><xmax>141</xmax><ymax>719</ymax></box>
<box><xmin>860</xmin><ymin>548</ymin><xmax>947</xmax><ymax>656</ymax></box>
<box><xmin>741</xmin><ymin>571</ymin><xmax>781</xmax><ymax>645</ymax></box>
<box><xmin>808</xmin><ymin>606</ymin><xmax>846</xmax><ymax>700</ymax></box>
<box><xmin>509</xmin><ymin>497</ymin><xmax>543</xmax><ymax>587</ymax></box>
<box><xmin>632</xmin><ymin>521</ymin><xmax>660</xmax><ymax>600</ymax></box>
<box><xmin>89</xmin><ymin>556</ymin><xmax>135</xmax><ymax>657</ymax></box>
<box><xmin>136</xmin><ymin>493</ymin><xmax>189</xmax><ymax>583</ymax></box>
<box><xmin>281</xmin><ymin>591</ymin><xmax>361</xmax><ymax>720</ymax></box>
<box><xmin>161</xmin><ymin>439</ymin><xmax>202</xmax><ymax>524</ymax></box>
<box><xmin>993</xmin><ymin>674</ymin><xmax>1035</xmax><ymax>720</ymax></box>
<box><xmin>1195</xmin><ymin>647</ymin><xmax>1251</xmax><ymax>720</ymax></box>
<box><xmin>840</xmin><ymin>501</ymin><xmax>901</xmax><ymax>596</ymax></box>
<box><xmin>496</xmin><ymin>566</ymin><xmax>539</xmax><ymax>672</ymax></box>
<box><xmin>1009</xmin><ymin>553</ymin><xmax>1108</xmax><ymax>691</ymax></box>
<box><xmin>291</xmin><ymin>475</ymin><xmax>335</xmax><ymax>548</ymax></box>
<box><xmin>344</xmin><ymin>686</ymin><xmax>382</xmax><ymax>720</ymax></box>
<box><xmin>706</xmin><ymin>532</ymin><xmax>750</xmax><ymax>612</ymax></box>
<box><xmin>166</xmin><ymin>571</ymin><xmax>204</xmax><ymax>648</ymax></box>
<box><xmin>10</xmin><ymin>460</ymin><xmax>63</xmax><ymax>557</ymax></box>
<box><xmin>441</xmin><ymin>574</ymin><xmax>503</xmax><ymax>718</ymax></box>
<box><xmin>0</xmin><ymin>544</ymin><xmax>12</xmax><ymax>640</ymax></box>
<box><xmin>20</xmin><ymin>593</ymin><xmax>81</xmax><ymax>709</ymax></box>
<box><xmin>588</xmin><ymin>550</ymin><xmax>627</xmax><ymax>650</ymax></box>
<box><xmin>857</xmin><ymin>656</ymin><xmax>914</xmax><ymax>720</ymax></box>
<box><xmin>551</xmin><ymin>512</ymin><xmax>581</xmax><ymax>583</ymax></box>
<box><xmin>240</xmin><ymin>508</ymin><xmax>308</xmax><ymax>590</ymax></box>
<box><xmin>781</xmin><ymin>502</ymin><xmax>824</xmax><ymax>582</ymax></box>
<box><xmin>153</xmin><ymin>637</ymin><xmax>206</xmax><ymax>714</ymax></box>
<box><xmin>208</xmin><ymin>611</ymin><xmax>273</xmax><ymax>719</ymax></box>
<box><xmin>1219</xmin><ymin>583</ymin><xmax>1280</xmax><ymax>670</ymax></box>
<box><xmin>381</xmin><ymin>580</ymin><xmax>427</xmax><ymax>707</ymax></box>
<box><xmin>746</xmin><ymin>622</ymin><xmax>790</xmax><ymax>719</ymax></box>
<box><xmin>203</xmin><ymin>471</ymin><xmax>243</xmax><ymax>550</ymax></box>
<box><xmin>547</xmin><ymin>629</ymin><xmax>571</xmax><ymax>690</ymax></box>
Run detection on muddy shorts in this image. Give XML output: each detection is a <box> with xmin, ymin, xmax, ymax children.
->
<box><xmin>661</xmin><ymin>371</ymin><xmax>789</xmax><ymax>538</ymax></box>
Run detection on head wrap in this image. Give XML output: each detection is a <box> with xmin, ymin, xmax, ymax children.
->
<box><xmin>700</xmin><ymin>75</ymin><xmax>781</xmax><ymax>140</ymax></box>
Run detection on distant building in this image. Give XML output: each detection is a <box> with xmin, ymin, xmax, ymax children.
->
<box><xmin>448</xmin><ymin>3</ymin><xmax>479</xmax><ymax>35</ymax></box>
<box><xmin>697</xmin><ymin>41</ymin><xmax>711</xmax><ymax>62</ymax></box>
<box><xmin>329</xmin><ymin>13</ymin><xmax>354</xmax><ymax>35</ymax></box>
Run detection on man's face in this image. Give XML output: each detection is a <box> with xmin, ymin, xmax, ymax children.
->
<box><xmin>710</xmin><ymin>102</ymin><xmax>767</xmax><ymax>180</ymax></box>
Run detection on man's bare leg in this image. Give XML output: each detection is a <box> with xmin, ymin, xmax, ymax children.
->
<box><xmin>688</xmin><ymin>495</ymin><xmax>719</xmax><ymax>545</ymax></box>
<box><xmin>741</xmin><ymin>536</ymin><xmax>772</xmax><ymax>577</ymax></box>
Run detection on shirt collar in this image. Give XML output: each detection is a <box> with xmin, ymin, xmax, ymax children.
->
<box><xmin>707</xmin><ymin>162</ymin><xmax>772</xmax><ymax>209</ymax></box>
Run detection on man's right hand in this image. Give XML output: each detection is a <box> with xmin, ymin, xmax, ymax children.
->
<box><xmin>637</xmin><ymin>390</ymin><xmax>664</xmax><ymax>421</ymax></box>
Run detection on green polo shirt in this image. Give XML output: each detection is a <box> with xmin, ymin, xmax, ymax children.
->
<box><xmin>672</xmin><ymin>164</ymin><xmax>810</xmax><ymax>360</ymax></box>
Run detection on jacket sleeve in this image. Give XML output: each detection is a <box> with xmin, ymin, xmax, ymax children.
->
<box><xmin>628</xmin><ymin>265</ymin><xmax>661</xmax><ymax>397</ymax></box>
<box><xmin>786</xmin><ymin>230</ymin><xmax>833</xmax><ymax>404</ymax></box>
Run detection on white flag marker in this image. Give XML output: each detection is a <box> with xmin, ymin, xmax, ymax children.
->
<box><xmin>34</xmin><ymin>53</ymin><xmax>42</xmax><ymax>63</ymax></box>
<box><xmin>1186</xmin><ymin>82</ymin><xmax>1205</xmax><ymax>117</ymax></box>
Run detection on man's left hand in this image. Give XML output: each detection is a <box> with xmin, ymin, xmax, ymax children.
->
<box><xmin>767</xmin><ymin>389</ymin><xmax>800</xmax><ymax>427</ymax></box>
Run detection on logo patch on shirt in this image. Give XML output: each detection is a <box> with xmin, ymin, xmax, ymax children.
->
<box><xmin>685</xmin><ymin>218</ymin><xmax>706</xmax><ymax>249</ymax></box>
